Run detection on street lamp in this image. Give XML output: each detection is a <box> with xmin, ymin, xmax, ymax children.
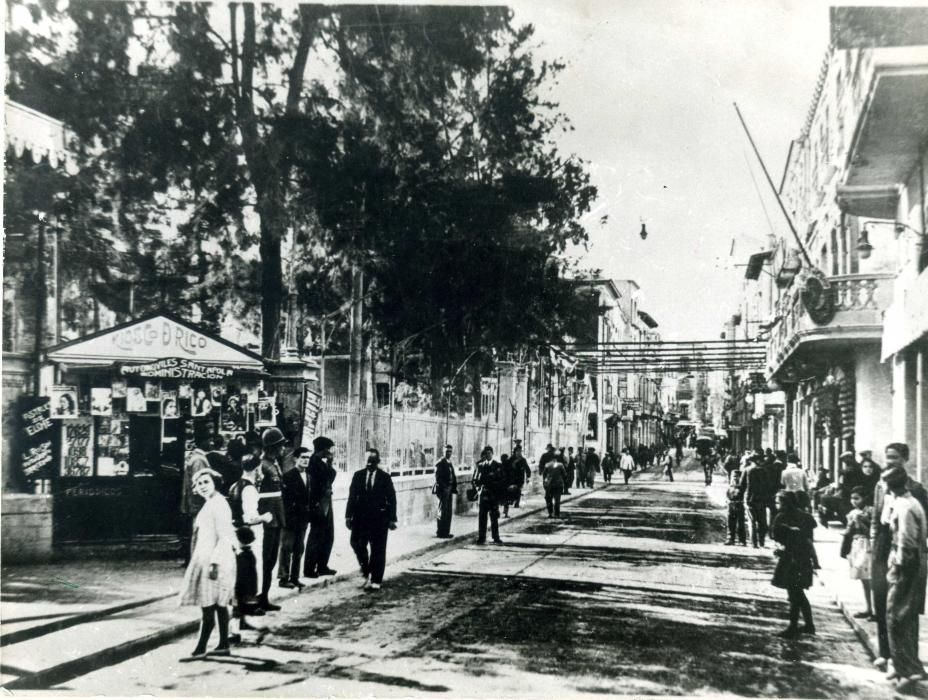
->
<box><xmin>856</xmin><ymin>220</ymin><xmax>927</xmax><ymax>259</ymax></box>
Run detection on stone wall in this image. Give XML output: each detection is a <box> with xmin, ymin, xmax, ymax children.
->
<box><xmin>1</xmin><ymin>493</ymin><xmax>54</xmax><ymax>563</ymax></box>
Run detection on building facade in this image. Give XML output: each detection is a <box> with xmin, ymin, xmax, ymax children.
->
<box><xmin>762</xmin><ymin>13</ymin><xmax>927</xmax><ymax>481</ymax></box>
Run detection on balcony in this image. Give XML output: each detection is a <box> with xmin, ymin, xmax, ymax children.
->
<box><xmin>767</xmin><ymin>272</ymin><xmax>895</xmax><ymax>377</ymax></box>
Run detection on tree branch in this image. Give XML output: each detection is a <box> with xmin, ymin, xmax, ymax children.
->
<box><xmin>285</xmin><ymin>5</ymin><xmax>323</xmax><ymax>115</ymax></box>
<box><xmin>229</xmin><ymin>3</ymin><xmax>240</xmax><ymax>106</ymax></box>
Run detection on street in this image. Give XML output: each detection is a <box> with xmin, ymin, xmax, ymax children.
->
<box><xmin>59</xmin><ymin>462</ymin><xmax>893</xmax><ymax>698</ymax></box>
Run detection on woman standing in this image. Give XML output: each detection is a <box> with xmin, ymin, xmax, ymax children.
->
<box><xmin>179</xmin><ymin>468</ymin><xmax>239</xmax><ymax>660</ymax></box>
<box><xmin>771</xmin><ymin>490</ymin><xmax>818</xmax><ymax>637</ymax></box>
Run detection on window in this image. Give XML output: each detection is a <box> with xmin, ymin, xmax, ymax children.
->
<box><xmin>375</xmin><ymin>382</ymin><xmax>390</xmax><ymax>408</ymax></box>
<box><xmin>604</xmin><ymin>379</ymin><xmax>613</xmax><ymax>405</ymax></box>
<box><xmin>480</xmin><ymin>378</ymin><xmax>497</xmax><ymax>420</ymax></box>
<box><xmin>830</xmin><ymin>227</ymin><xmax>839</xmax><ymax>275</ymax></box>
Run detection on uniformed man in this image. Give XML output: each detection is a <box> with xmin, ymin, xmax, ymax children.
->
<box><xmin>257</xmin><ymin>427</ymin><xmax>287</xmax><ymax>611</ymax></box>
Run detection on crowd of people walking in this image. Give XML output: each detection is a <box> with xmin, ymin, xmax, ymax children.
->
<box><xmin>718</xmin><ymin>441</ymin><xmax>928</xmax><ymax>692</ymax></box>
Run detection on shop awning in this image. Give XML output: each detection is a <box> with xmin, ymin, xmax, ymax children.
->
<box><xmin>46</xmin><ymin>313</ymin><xmax>265</xmax><ymax>370</ymax></box>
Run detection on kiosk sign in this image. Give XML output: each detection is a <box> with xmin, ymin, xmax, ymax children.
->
<box><xmin>121</xmin><ymin>358</ymin><xmax>235</xmax><ymax>380</ymax></box>
<box><xmin>18</xmin><ymin>396</ymin><xmax>54</xmax><ymax>480</ymax></box>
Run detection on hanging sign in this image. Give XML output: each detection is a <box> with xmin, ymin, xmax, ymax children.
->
<box><xmin>300</xmin><ymin>388</ymin><xmax>323</xmax><ymax>449</ymax></box>
<box><xmin>121</xmin><ymin>357</ymin><xmax>236</xmax><ymax>381</ymax></box>
<box><xmin>19</xmin><ymin>396</ymin><xmax>54</xmax><ymax>480</ymax></box>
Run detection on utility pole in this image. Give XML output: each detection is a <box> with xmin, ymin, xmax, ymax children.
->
<box><xmin>33</xmin><ymin>218</ymin><xmax>47</xmax><ymax>396</ymax></box>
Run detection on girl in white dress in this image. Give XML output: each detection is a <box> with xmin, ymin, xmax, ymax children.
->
<box><xmin>179</xmin><ymin>468</ymin><xmax>238</xmax><ymax>660</ymax></box>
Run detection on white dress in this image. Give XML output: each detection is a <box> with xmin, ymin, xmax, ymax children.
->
<box><xmin>179</xmin><ymin>494</ymin><xmax>237</xmax><ymax>607</ymax></box>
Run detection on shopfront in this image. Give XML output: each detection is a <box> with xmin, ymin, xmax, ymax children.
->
<box><xmin>41</xmin><ymin>314</ymin><xmax>280</xmax><ymax>544</ymax></box>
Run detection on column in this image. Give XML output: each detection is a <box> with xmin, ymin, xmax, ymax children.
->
<box><xmin>917</xmin><ymin>347</ymin><xmax>927</xmax><ymax>484</ymax></box>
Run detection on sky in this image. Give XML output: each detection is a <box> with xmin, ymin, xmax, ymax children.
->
<box><xmin>508</xmin><ymin>0</ymin><xmax>831</xmax><ymax>340</ymax></box>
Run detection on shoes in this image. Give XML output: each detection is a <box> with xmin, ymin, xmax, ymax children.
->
<box><xmin>886</xmin><ymin>669</ymin><xmax>900</xmax><ymax>681</ymax></box>
<box><xmin>492</xmin><ymin>539</ymin><xmax>503</xmax><ymax>544</ymax></box>
<box><xmin>180</xmin><ymin>649</ymin><xmax>208</xmax><ymax>662</ymax></box>
<box><xmin>852</xmin><ymin>610</ymin><xmax>871</xmax><ymax>619</ymax></box>
<box><xmin>752</xmin><ymin>544</ymin><xmax>760</xmax><ymax>549</ymax></box>
<box><xmin>724</xmin><ymin>540</ymin><xmax>735</xmax><ymax>546</ymax></box>
<box><xmin>210</xmin><ymin>646</ymin><xmax>231</xmax><ymax>657</ymax></box>
<box><xmin>799</xmin><ymin>625</ymin><xmax>816</xmax><ymax>635</ymax></box>
<box><xmin>305</xmin><ymin>571</ymin><xmax>319</xmax><ymax>579</ymax></box>
<box><xmin>259</xmin><ymin>600</ymin><xmax>281</xmax><ymax>612</ymax></box>
<box><xmin>777</xmin><ymin>627</ymin><xmax>799</xmax><ymax>639</ymax></box>
<box><xmin>895</xmin><ymin>677</ymin><xmax>918</xmax><ymax>693</ymax></box>
<box><xmin>360</xmin><ymin>574</ymin><xmax>370</xmax><ymax>588</ymax></box>
<box><xmin>289</xmin><ymin>579</ymin><xmax>305</xmax><ymax>589</ymax></box>
<box><xmin>318</xmin><ymin>568</ymin><xmax>337</xmax><ymax>576</ymax></box>
<box><xmin>369</xmin><ymin>583</ymin><xmax>382</xmax><ymax>591</ymax></box>
<box><xmin>279</xmin><ymin>580</ymin><xmax>295</xmax><ymax>589</ymax></box>
<box><xmin>475</xmin><ymin>539</ymin><xmax>486</xmax><ymax>545</ymax></box>
<box><xmin>873</xmin><ymin>657</ymin><xmax>888</xmax><ymax>671</ymax></box>
<box><xmin>228</xmin><ymin>634</ymin><xmax>242</xmax><ymax>645</ymax></box>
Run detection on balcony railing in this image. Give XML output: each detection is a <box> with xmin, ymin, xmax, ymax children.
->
<box><xmin>767</xmin><ymin>272</ymin><xmax>894</xmax><ymax>375</ymax></box>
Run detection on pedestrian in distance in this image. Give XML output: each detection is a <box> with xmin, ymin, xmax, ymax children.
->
<box><xmin>870</xmin><ymin>442</ymin><xmax>928</xmax><ymax>675</ymax></box>
<box><xmin>508</xmin><ymin>444</ymin><xmax>531</xmax><ymax>509</ymax></box>
<box><xmin>763</xmin><ymin>453</ymin><xmax>782</xmax><ymax>526</ymax></box>
<box><xmin>770</xmin><ymin>490</ymin><xmax>817</xmax><ymax>638</ymax></box>
<box><xmin>543</xmin><ymin>450</ymin><xmax>567</xmax><ymax>518</ymax></box>
<box><xmin>882</xmin><ymin>459</ymin><xmax>928</xmax><ymax>691</ymax></box>
<box><xmin>840</xmin><ymin>486</ymin><xmax>873</xmax><ymax>620</ymax></box>
<box><xmin>278</xmin><ymin>447</ymin><xmax>312</xmax><ymax>589</ymax></box>
<box><xmin>499</xmin><ymin>453</ymin><xmax>512</xmax><ymax>517</ymax></box>
<box><xmin>662</xmin><ymin>451</ymin><xmax>674</xmax><ymax>482</ymax></box>
<box><xmin>473</xmin><ymin>446</ymin><xmax>505</xmax><ymax>544</ymax></box>
<box><xmin>256</xmin><ymin>427</ymin><xmax>288</xmax><ymax>612</ymax></box>
<box><xmin>585</xmin><ymin>447</ymin><xmax>600</xmax><ymax>488</ymax></box>
<box><xmin>565</xmin><ymin>446</ymin><xmax>576</xmax><ymax>494</ymax></box>
<box><xmin>346</xmin><ymin>448</ymin><xmax>397</xmax><ymax>591</ymax></box>
<box><xmin>434</xmin><ymin>444</ymin><xmax>457</xmax><ymax>538</ymax></box>
<box><xmin>538</xmin><ymin>443</ymin><xmax>556</xmax><ymax>475</ymax></box>
<box><xmin>725</xmin><ymin>467</ymin><xmax>746</xmax><ymax>546</ymax></box>
<box><xmin>780</xmin><ymin>454</ymin><xmax>809</xmax><ymax>511</ymax></box>
<box><xmin>179</xmin><ymin>468</ymin><xmax>238</xmax><ymax>660</ymax></box>
<box><xmin>227</xmin><ymin>455</ymin><xmax>272</xmax><ymax>634</ymax></box>
<box><xmin>619</xmin><ymin>448</ymin><xmax>635</xmax><ymax>485</ymax></box>
<box><xmin>601</xmin><ymin>447</ymin><xmax>616</xmax><ymax>483</ymax></box>
<box><xmin>304</xmin><ymin>436</ymin><xmax>338</xmax><ymax>579</ymax></box>
<box><xmin>740</xmin><ymin>455</ymin><xmax>769</xmax><ymax>547</ymax></box>
<box><xmin>207</xmin><ymin>434</ymin><xmax>238</xmax><ymax>496</ymax></box>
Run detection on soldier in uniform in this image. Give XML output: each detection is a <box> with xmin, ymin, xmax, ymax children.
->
<box><xmin>257</xmin><ymin>427</ymin><xmax>287</xmax><ymax>611</ymax></box>
<box><xmin>434</xmin><ymin>444</ymin><xmax>457</xmax><ymax>538</ymax></box>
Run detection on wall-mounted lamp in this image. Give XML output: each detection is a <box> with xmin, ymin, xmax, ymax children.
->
<box><xmin>857</xmin><ymin>220</ymin><xmax>927</xmax><ymax>260</ymax></box>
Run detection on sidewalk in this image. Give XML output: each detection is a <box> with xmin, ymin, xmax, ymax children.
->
<box><xmin>703</xmin><ymin>473</ymin><xmax>928</xmax><ymax>669</ymax></box>
<box><xmin>0</xmin><ymin>482</ymin><xmax>601</xmax><ymax>689</ymax></box>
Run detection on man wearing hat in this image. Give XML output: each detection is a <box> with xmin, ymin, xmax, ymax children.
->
<box><xmin>257</xmin><ymin>427</ymin><xmax>288</xmax><ymax>611</ymax></box>
<box><xmin>739</xmin><ymin>453</ymin><xmax>769</xmax><ymax>548</ymax></box>
<box><xmin>304</xmin><ymin>436</ymin><xmax>338</xmax><ymax>578</ymax></box>
<box><xmin>870</xmin><ymin>443</ymin><xmax>928</xmax><ymax>680</ymax></box>
<box><xmin>538</xmin><ymin>444</ymin><xmax>556</xmax><ymax>476</ymax></box>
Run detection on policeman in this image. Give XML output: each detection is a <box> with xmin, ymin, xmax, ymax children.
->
<box><xmin>257</xmin><ymin>427</ymin><xmax>287</xmax><ymax>611</ymax></box>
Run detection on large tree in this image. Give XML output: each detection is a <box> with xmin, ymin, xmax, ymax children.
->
<box><xmin>5</xmin><ymin>2</ymin><xmax>599</xmax><ymax>371</ymax></box>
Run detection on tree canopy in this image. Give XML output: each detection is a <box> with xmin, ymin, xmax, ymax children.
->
<box><xmin>5</xmin><ymin>2</ymin><xmax>600</xmax><ymax>383</ymax></box>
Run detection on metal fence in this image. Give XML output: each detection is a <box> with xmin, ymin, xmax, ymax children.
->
<box><xmin>319</xmin><ymin>397</ymin><xmax>509</xmax><ymax>477</ymax></box>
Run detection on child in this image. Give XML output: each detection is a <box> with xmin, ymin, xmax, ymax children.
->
<box><xmin>840</xmin><ymin>485</ymin><xmax>873</xmax><ymax>619</ymax></box>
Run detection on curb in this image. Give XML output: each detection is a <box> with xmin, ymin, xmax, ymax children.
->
<box><xmin>814</xmin><ymin>571</ymin><xmax>879</xmax><ymax>662</ymax></box>
<box><xmin>3</xmin><ymin>484</ymin><xmax>607</xmax><ymax>690</ymax></box>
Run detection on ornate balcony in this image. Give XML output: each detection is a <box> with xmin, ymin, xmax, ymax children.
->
<box><xmin>766</xmin><ymin>272</ymin><xmax>895</xmax><ymax>377</ymax></box>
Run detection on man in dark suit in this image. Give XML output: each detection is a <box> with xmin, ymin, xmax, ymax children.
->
<box><xmin>434</xmin><ymin>444</ymin><xmax>457</xmax><ymax>538</ymax></box>
<box><xmin>473</xmin><ymin>446</ymin><xmax>505</xmax><ymax>544</ymax></box>
<box><xmin>740</xmin><ymin>455</ymin><xmax>770</xmax><ymax>548</ymax></box>
<box><xmin>346</xmin><ymin>448</ymin><xmax>397</xmax><ymax>591</ymax></box>
<box><xmin>279</xmin><ymin>447</ymin><xmax>311</xmax><ymax>589</ymax></box>
<box><xmin>305</xmin><ymin>436</ymin><xmax>337</xmax><ymax>578</ymax></box>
